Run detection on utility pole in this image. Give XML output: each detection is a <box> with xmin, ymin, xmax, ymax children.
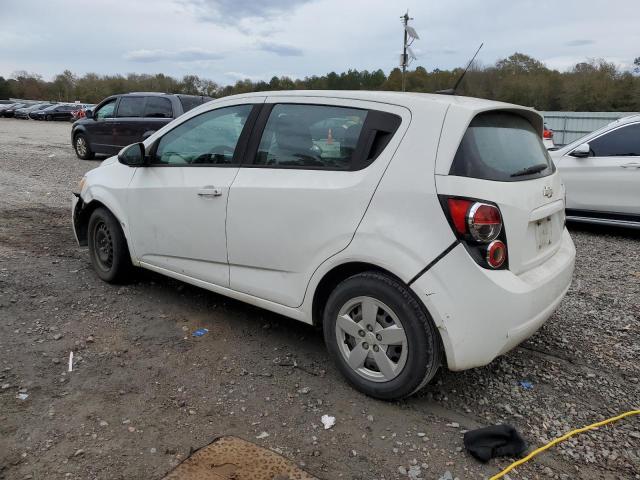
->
<box><xmin>401</xmin><ymin>11</ymin><xmax>409</xmax><ymax>92</ymax></box>
<box><xmin>400</xmin><ymin>11</ymin><xmax>419</xmax><ymax>92</ymax></box>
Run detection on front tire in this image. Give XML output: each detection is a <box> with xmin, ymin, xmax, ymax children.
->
<box><xmin>323</xmin><ymin>272</ymin><xmax>442</xmax><ymax>400</ymax></box>
<box><xmin>87</xmin><ymin>208</ymin><xmax>133</xmax><ymax>283</ymax></box>
<box><xmin>74</xmin><ymin>133</ymin><xmax>95</xmax><ymax>160</ymax></box>
<box><xmin>45</xmin><ymin>114</ymin><xmax>52</xmax><ymax>121</ymax></box>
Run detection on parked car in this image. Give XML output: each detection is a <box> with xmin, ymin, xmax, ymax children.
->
<box><xmin>1</xmin><ymin>103</ymin><xmax>28</xmax><ymax>117</ymax></box>
<box><xmin>15</xmin><ymin>103</ymin><xmax>52</xmax><ymax>119</ymax></box>
<box><xmin>72</xmin><ymin>91</ymin><xmax>575</xmax><ymax>400</ymax></box>
<box><xmin>31</xmin><ymin>104</ymin><xmax>77</xmax><ymax>121</ymax></box>
<box><xmin>543</xmin><ymin>123</ymin><xmax>555</xmax><ymax>149</ymax></box>
<box><xmin>0</xmin><ymin>102</ymin><xmax>21</xmax><ymax>113</ymax></box>
<box><xmin>27</xmin><ymin>103</ymin><xmax>56</xmax><ymax>119</ymax></box>
<box><xmin>551</xmin><ymin>114</ymin><xmax>640</xmax><ymax>228</ymax></box>
<box><xmin>71</xmin><ymin>93</ymin><xmax>211</xmax><ymax>159</ymax></box>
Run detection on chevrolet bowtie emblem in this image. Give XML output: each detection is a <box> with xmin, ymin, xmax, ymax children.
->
<box><xmin>543</xmin><ymin>186</ymin><xmax>553</xmax><ymax>198</ymax></box>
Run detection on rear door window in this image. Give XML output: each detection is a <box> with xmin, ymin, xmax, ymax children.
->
<box><xmin>144</xmin><ymin>97</ymin><xmax>173</xmax><ymax>118</ymax></box>
<box><xmin>588</xmin><ymin>123</ymin><xmax>640</xmax><ymax>157</ymax></box>
<box><xmin>254</xmin><ymin>104</ymin><xmax>368</xmax><ymax>170</ymax></box>
<box><xmin>450</xmin><ymin>112</ymin><xmax>554</xmax><ymax>181</ymax></box>
<box><xmin>117</xmin><ymin>97</ymin><xmax>145</xmax><ymax>118</ymax></box>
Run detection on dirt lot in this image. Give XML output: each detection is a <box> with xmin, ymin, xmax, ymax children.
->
<box><xmin>0</xmin><ymin>118</ymin><xmax>638</xmax><ymax>480</ymax></box>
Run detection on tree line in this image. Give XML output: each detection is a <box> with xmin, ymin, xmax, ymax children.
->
<box><xmin>1</xmin><ymin>53</ymin><xmax>639</xmax><ymax>112</ymax></box>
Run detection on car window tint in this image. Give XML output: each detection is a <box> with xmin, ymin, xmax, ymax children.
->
<box><xmin>95</xmin><ymin>100</ymin><xmax>116</xmax><ymax>120</ymax></box>
<box><xmin>153</xmin><ymin>104</ymin><xmax>252</xmax><ymax>166</ymax></box>
<box><xmin>117</xmin><ymin>97</ymin><xmax>145</xmax><ymax>118</ymax></box>
<box><xmin>588</xmin><ymin>123</ymin><xmax>640</xmax><ymax>157</ymax></box>
<box><xmin>255</xmin><ymin>104</ymin><xmax>367</xmax><ymax>170</ymax></box>
<box><xmin>450</xmin><ymin>112</ymin><xmax>554</xmax><ymax>182</ymax></box>
<box><xmin>144</xmin><ymin>97</ymin><xmax>173</xmax><ymax>118</ymax></box>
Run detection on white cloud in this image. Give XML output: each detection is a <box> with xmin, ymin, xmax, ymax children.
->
<box><xmin>124</xmin><ymin>48</ymin><xmax>224</xmax><ymax>63</ymax></box>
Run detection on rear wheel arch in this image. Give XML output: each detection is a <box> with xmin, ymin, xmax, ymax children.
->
<box><xmin>312</xmin><ymin>262</ymin><xmax>430</xmax><ymax>326</ymax></box>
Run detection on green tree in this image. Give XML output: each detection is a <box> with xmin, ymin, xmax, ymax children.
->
<box><xmin>0</xmin><ymin>76</ymin><xmax>13</xmax><ymax>99</ymax></box>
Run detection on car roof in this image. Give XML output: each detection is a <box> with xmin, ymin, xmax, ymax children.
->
<box><xmin>222</xmin><ymin>89</ymin><xmax>524</xmax><ymax>109</ymax></box>
<box><xmin>202</xmin><ymin>90</ymin><xmax>543</xmax><ymax>132</ymax></box>
<box><xmin>126</xmin><ymin>92</ymin><xmax>172</xmax><ymax>96</ymax></box>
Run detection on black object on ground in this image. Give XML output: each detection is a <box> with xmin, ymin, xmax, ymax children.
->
<box><xmin>463</xmin><ymin>424</ymin><xmax>527</xmax><ymax>463</ymax></box>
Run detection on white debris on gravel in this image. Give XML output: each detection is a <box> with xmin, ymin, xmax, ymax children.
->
<box><xmin>321</xmin><ymin>415</ymin><xmax>335</xmax><ymax>430</ymax></box>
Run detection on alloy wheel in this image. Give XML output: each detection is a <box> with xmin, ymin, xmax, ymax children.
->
<box><xmin>335</xmin><ymin>296</ymin><xmax>408</xmax><ymax>382</ymax></box>
<box><xmin>76</xmin><ymin>136</ymin><xmax>87</xmax><ymax>156</ymax></box>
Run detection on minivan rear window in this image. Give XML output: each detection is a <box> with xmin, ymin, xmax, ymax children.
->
<box><xmin>450</xmin><ymin>112</ymin><xmax>554</xmax><ymax>182</ymax></box>
<box><xmin>178</xmin><ymin>95</ymin><xmax>212</xmax><ymax>113</ymax></box>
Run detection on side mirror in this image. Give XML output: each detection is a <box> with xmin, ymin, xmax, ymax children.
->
<box><xmin>141</xmin><ymin>130</ymin><xmax>156</xmax><ymax>140</ymax></box>
<box><xmin>569</xmin><ymin>143</ymin><xmax>590</xmax><ymax>158</ymax></box>
<box><xmin>85</xmin><ymin>109</ymin><xmax>93</xmax><ymax>119</ymax></box>
<box><xmin>118</xmin><ymin>143</ymin><xmax>146</xmax><ymax>167</ymax></box>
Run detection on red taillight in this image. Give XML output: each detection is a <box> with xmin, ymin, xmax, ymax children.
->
<box><xmin>447</xmin><ymin>198</ymin><xmax>472</xmax><ymax>235</ymax></box>
<box><xmin>543</xmin><ymin>129</ymin><xmax>553</xmax><ymax>139</ymax></box>
<box><xmin>441</xmin><ymin>195</ymin><xmax>508</xmax><ymax>270</ymax></box>
<box><xmin>468</xmin><ymin>203</ymin><xmax>502</xmax><ymax>243</ymax></box>
<box><xmin>486</xmin><ymin>240</ymin><xmax>507</xmax><ymax>268</ymax></box>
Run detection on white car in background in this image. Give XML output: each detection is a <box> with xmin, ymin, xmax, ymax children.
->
<box><xmin>72</xmin><ymin>91</ymin><xmax>575</xmax><ymax>400</ymax></box>
<box><xmin>551</xmin><ymin>114</ymin><xmax>640</xmax><ymax>228</ymax></box>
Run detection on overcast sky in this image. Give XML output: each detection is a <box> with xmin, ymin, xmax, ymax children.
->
<box><xmin>1</xmin><ymin>0</ymin><xmax>638</xmax><ymax>85</ymax></box>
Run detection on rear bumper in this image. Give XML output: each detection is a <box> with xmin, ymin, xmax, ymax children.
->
<box><xmin>411</xmin><ymin>229</ymin><xmax>575</xmax><ymax>370</ymax></box>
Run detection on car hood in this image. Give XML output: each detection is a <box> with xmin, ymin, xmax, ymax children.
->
<box><xmin>100</xmin><ymin>155</ymin><xmax>118</xmax><ymax>167</ymax></box>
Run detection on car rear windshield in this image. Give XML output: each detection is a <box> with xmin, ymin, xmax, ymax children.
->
<box><xmin>449</xmin><ymin>111</ymin><xmax>554</xmax><ymax>182</ymax></box>
<box><xmin>178</xmin><ymin>95</ymin><xmax>212</xmax><ymax>113</ymax></box>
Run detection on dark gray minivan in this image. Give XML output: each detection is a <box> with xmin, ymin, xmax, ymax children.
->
<box><xmin>71</xmin><ymin>93</ymin><xmax>211</xmax><ymax>159</ymax></box>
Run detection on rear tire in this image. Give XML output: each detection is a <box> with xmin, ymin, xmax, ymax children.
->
<box><xmin>74</xmin><ymin>133</ymin><xmax>95</xmax><ymax>160</ymax></box>
<box><xmin>87</xmin><ymin>207</ymin><xmax>133</xmax><ymax>283</ymax></box>
<box><xmin>323</xmin><ymin>271</ymin><xmax>442</xmax><ymax>400</ymax></box>
<box><xmin>45</xmin><ymin>114</ymin><xmax>52</xmax><ymax>121</ymax></box>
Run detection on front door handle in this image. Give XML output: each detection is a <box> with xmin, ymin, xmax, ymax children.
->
<box><xmin>620</xmin><ymin>162</ymin><xmax>640</xmax><ymax>169</ymax></box>
<box><xmin>197</xmin><ymin>186</ymin><xmax>222</xmax><ymax>197</ymax></box>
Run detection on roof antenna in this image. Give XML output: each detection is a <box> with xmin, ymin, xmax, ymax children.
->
<box><xmin>436</xmin><ymin>42</ymin><xmax>483</xmax><ymax>95</ymax></box>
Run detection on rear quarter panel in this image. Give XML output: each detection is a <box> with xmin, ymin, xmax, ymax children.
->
<box><xmin>304</xmin><ymin>101</ymin><xmax>454</xmax><ymax>296</ymax></box>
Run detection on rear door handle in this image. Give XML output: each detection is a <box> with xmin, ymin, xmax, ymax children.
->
<box><xmin>197</xmin><ymin>186</ymin><xmax>222</xmax><ymax>197</ymax></box>
<box><xmin>620</xmin><ymin>162</ymin><xmax>640</xmax><ymax>169</ymax></box>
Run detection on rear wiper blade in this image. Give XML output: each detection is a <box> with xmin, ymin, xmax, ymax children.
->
<box><xmin>510</xmin><ymin>163</ymin><xmax>548</xmax><ymax>177</ymax></box>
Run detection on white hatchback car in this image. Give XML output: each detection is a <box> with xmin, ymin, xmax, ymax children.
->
<box><xmin>72</xmin><ymin>91</ymin><xmax>575</xmax><ymax>400</ymax></box>
<box><xmin>551</xmin><ymin>114</ymin><xmax>640</xmax><ymax>228</ymax></box>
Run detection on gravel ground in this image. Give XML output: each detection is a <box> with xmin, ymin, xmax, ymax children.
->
<box><xmin>0</xmin><ymin>118</ymin><xmax>638</xmax><ymax>480</ymax></box>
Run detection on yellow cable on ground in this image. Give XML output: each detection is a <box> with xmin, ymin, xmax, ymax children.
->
<box><xmin>489</xmin><ymin>409</ymin><xmax>640</xmax><ymax>480</ymax></box>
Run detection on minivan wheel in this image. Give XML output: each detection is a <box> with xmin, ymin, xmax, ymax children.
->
<box><xmin>74</xmin><ymin>133</ymin><xmax>94</xmax><ymax>160</ymax></box>
<box><xmin>87</xmin><ymin>208</ymin><xmax>133</xmax><ymax>283</ymax></box>
<box><xmin>323</xmin><ymin>272</ymin><xmax>442</xmax><ymax>400</ymax></box>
